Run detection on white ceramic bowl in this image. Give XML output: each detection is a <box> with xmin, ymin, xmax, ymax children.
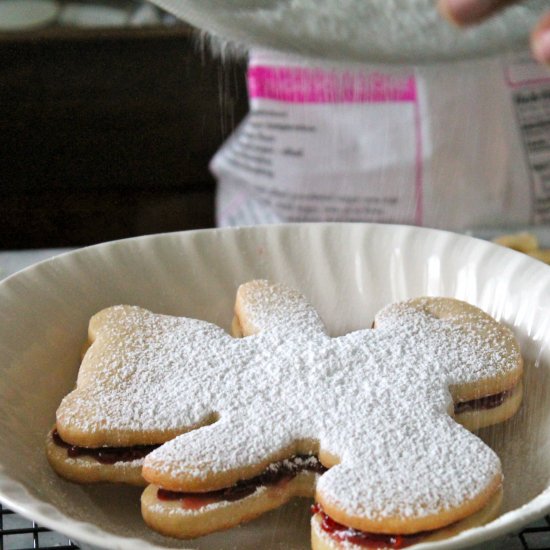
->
<box><xmin>0</xmin><ymin>223</ymin><xmax>549</xmax><ymax>550</ymax></box>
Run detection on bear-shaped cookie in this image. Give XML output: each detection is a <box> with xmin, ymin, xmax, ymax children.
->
<box><xmin>47</xmin><ymin>280</ymin><xmax>523</xmax><ymax>547</ymax></box>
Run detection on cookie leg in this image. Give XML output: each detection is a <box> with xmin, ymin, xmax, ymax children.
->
<box><xmin>142</xmin><ymin>415</ymin><xmax>315</xmax><ymax>491</ymax></box>
<box><xmin>142</xmin><ymin>414</ymin><xmax>320</xmax><ymax>538</ymax></box>
<box><xmin>316</xmin><ymin>415</ymin><xmax>503</xmax><ymax>535</ymax></box>
<box><xmin>141</xmin><ymin>470</ymin><xmax>318</xmax><ymax>539</ymax></box>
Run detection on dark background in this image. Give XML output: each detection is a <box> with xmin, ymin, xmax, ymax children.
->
<box><xmin>1</xmin><ymin>24</ymin><xmax>248</xmax><ymax>249</ymax></box>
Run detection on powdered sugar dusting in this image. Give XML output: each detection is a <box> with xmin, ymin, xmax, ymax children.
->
<box><xmin>147</xmin><ymin>487</ymin><xmax>266</xmax><ymax>517</ymax></box>
<box><xmin>57</xmin><ymin>281</ymin><xmax>520</xmax><ymax>521</ymax></box>
<box><xmin>64</xmin><ymin>457</ymin><xmax>146</xmax><ymax>469</ymax></box>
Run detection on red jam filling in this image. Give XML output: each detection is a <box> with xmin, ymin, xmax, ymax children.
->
<box><xmin>311</xmin><ymin>503</ymin><xmax>423</xmax><ymax>549</ymax></box>
<box><xmin>52</xmin><ymin>429</ymin><xmax>160</xmax><ymax>464</ymax></box>
<box><xmin>454</xmin><ymin>389</ymin><xmax>511</xmax><ymax>415</ymax></box>
<box><xmin>157</xmin><ymin>455</ymin><xmax>327</xmax><ymax>508</ymax></box>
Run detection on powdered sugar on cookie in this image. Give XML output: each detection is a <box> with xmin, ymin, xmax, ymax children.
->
<box><xmin>56</xmin><ymin>280</ymin><xmax>521</xmax><ymax>528</ymax></box>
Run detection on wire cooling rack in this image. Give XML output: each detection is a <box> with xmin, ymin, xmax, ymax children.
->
<box><xmin>518</xmin><ymin>516</ymin><xmax>550</xmax><ymax>550</ymax></box>
<box><xmin>0</xmin><ymin>505</ymin><xmax>78</xmax><ymax>550</ymax></box>
<box><xmin>1</xmin><ymin>503</ymin><xmax>549</xmax><ymax>550</ymax></box>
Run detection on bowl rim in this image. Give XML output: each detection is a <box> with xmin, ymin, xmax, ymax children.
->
<box><xmin>0</xmin><ymin>222</ymin><xmax>549</xmax><ymax>550</ymax></box>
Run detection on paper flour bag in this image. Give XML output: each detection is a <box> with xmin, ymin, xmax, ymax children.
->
<box><xmin>212</xmin><ymin>49</ymin><xmax>550</xmax><ymax>230</ymax></box>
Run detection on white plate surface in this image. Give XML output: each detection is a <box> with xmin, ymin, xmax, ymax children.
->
<box><xmin>0</xmin><ymin>223</ymin><xmax>550</xmax><ymax>549</ymax></box>
<box><xmin>0</xmin><ymin>0</ymin><xmax>59</xmax><ymax>31</ymax></box>
<box><xmin>150</xmin><ymin>0</ymin><xmax>550</xmax><ymax>63</ymax></box>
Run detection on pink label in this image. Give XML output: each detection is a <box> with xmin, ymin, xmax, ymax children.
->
<box><xmin>248</xmin><ymin>65</ymin><xmax>417</xmax><ymax>104</ymax></box>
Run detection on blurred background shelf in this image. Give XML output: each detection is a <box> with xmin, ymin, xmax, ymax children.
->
<box><xmin>1</xmin><ymin>6</ymin><xmax>248</xmax><ymax>248</ymax></box>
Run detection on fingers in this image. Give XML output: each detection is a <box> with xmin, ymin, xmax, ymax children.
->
<box><xmin>437</xmin><ymin>0</ymin><xmax>550</xmax><ymax>66</ymax></box>
<box><xmin>437</xmin><ymin>0</ymin><xmax>518</xmax><ymax>26</ymax></box>
<box><xmin>532</xmin><ymin>12</ymin><xmax>550</xmax><ymax>64</ymax></box>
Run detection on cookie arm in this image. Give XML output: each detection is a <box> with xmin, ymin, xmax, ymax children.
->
<box><xmin>375</xmin><ymin>297</ymin><xmax>523</xmax><ymax>401</ymax></box>
<box><xmin>142</xmin><ymin>413</ymin><xmax>315</xmax><ymax>493</ymax></box>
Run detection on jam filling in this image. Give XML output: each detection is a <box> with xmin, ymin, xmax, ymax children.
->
<box><xmin>157</xmin><ymin>455</ymin><xmax>327</xmax><ymax>508</ymax></box>
<box><xmin>52</xmin><ymin>429</ymin><xmax>160</xmax><ymax>465</ymax></box>
<box><xmin>454</xmin><ymin>389</ymin><xmax>512</xmax><ymax>415</ymax></box>
<box><xmin>312</xmin><ymin>503</ymin><xmax>423</xmax><ymax>549</ymax></box>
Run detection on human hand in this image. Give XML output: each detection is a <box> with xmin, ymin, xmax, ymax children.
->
<box><xmin>438</xmin><ymin>0</ymin><xmax>550</xmax><ymax>63</ymax></box>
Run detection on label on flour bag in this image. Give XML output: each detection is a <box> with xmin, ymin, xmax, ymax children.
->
<box><xmin>212</xmin><ymin>51</ymin><xmax>425</xmax><ymax>227</ymax></box>
<box><xmin>212</xmin><ymin>50</ymin><xmax>541</xmax><ymax>230</ymax></box>
<box><xmin>505</xmin><ymin>54</ymin><xmax>550</xmax><ymax>224</ymax></box>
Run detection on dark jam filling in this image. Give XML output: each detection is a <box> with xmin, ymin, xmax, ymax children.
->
<box><xmin>157</xmin><ymin>455</ymin><xmax>328</xmax><ymax>505</ymax></box>
<box><xmin>454</xmin><ymin>389</ymin><xmax>511</xmax><ymax>415</ymax></box>
<box><xmin>52</xmin><ymin>429</ymin><xmax>160</xmax><ymax>465</ymax></box>
<box><xmin>311</xmin><ymin>503</ymin><xmax>423</xmax><ymax>549</ymax></box>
